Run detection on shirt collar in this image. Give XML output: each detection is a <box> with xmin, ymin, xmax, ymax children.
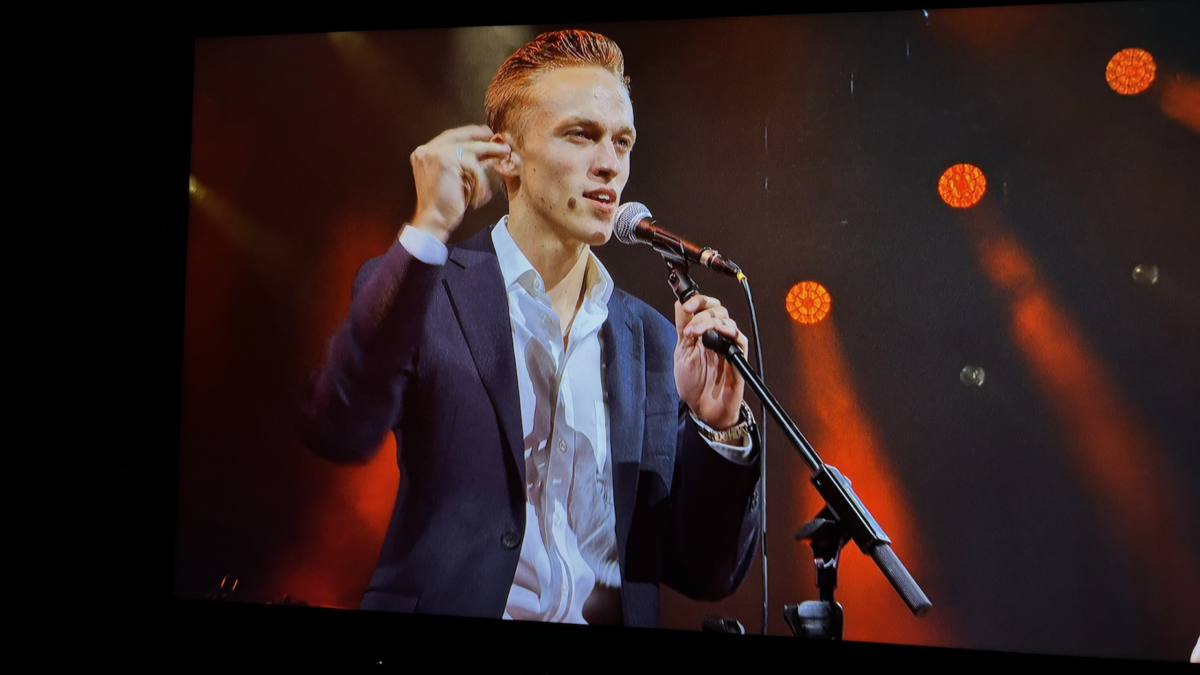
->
<box><xmin>491</xmin><ymin>216</ymin><xmax>614</xmax><ymax>308</ymax></box>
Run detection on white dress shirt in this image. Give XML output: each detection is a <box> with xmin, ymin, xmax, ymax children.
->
<box><xmin>398</xmin><ymin>219</ymin><xmax>752</xmax><ymax>624</ymax></box>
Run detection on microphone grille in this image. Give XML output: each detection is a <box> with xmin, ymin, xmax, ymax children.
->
<box><xmin>614</xmin><ymin>202</ymin><xmax>651</xmax><ymax>245</ymax></box>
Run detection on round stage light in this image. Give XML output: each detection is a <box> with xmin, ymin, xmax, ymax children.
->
<box><xmin>1106</xmin><ymin>48</ymin><xmax>1156</xmax><ymax>95</ymax></box>
<box><xmin>785</xmin><ymin>281</ymin><xmax>831</xmax><ymax>325</ymax></box>
<box><xmin>938</xmin><ymin>163</ymin><xmax>987</xmax><ymax>208</ymax></box>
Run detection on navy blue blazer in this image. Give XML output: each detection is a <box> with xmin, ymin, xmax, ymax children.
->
<box><xmin>299</xmin><ymin>226</ymin><xmax>760</xmax><ymax>628</ymax></box>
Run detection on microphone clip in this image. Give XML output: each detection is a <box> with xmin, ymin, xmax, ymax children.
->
<box><xmin>663</xmin><ymin>254</ymin><xmax>700</xmax><ymax>305</ymax></box>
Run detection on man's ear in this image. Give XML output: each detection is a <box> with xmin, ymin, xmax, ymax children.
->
<box><xmin>491</xmin><ymin>132</ymin><xmax>521</xmax><ymax>180</ymax></box>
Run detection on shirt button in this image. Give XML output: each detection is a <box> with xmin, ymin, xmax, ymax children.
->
<box><xmin>558</xmin><ymin>439</ymin><xmax>567</xmax><ymax>453</ymax></box>
<box><xmin>500</xmin><ymin>531</ymin><xmax>521</xmax><ymax>550</ymax></box>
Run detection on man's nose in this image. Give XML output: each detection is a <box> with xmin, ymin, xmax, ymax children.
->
<box><xmin>591</xmin><ymin>140</ymin><xmax>622</xmax><ymax>179</ymax></box>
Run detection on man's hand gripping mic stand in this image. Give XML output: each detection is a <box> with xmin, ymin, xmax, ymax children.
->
<box><xmin>662</xmin><ymin>254</ymin><xmax>932</xmax><ymax>640</ymax></box>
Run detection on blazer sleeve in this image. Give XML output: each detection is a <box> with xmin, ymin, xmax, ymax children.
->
<box><xmin>628</xmin><ymin>307</ymin><xmax>760</xmax><ymax>601</ymax></box>
<box><xmin>661</xmin><ymin>410</ymin><xmax>762</xmax><ymax>601</ymax></box>
<box><xmin>296</xmin><ymin>239</ymin><xmax>442</xmax><ymax>464</ymax></box>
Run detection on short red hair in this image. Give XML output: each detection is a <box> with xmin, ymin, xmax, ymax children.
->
<box><xmin>484</xmin><ymin>30</ymin><xmax>631</xmax><ymax>139</ymax></box>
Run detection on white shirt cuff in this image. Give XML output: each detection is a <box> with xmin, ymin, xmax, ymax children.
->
<box><xmin>399</xmin><ymin>225</ymin><xmax>449</xmax><ymax>265</ymax></box>
<box><xmin>690</xmin><ymin>411</ymin><xmax>757</xmax><ymax>466</ymax></box>
<box><xmin>706</xmin><ymin>435</ymin><xmax>756</xmax><ymax>465</ymax></box>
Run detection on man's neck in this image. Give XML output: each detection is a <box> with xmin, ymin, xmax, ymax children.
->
<box><xmin>505</xmin><ymin>212</ymin><xmax>591</xmax><ymax>337</ymax></box>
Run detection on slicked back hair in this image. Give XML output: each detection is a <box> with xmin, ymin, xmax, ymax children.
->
<box><xmin>484</xmin><ymin>30</ymin><xmax>631</xmax><ymax>141</ymax></box>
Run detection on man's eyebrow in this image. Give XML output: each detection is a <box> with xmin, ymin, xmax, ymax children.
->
<box><xmin>555</xmin><ymin>116</ymin><xmax>600</xmax><ymax>130</ymax></box>
<box><xmin>555</xmin><ymin>116</ymin><xmax>637</xmax><ymax>138</ymax></box>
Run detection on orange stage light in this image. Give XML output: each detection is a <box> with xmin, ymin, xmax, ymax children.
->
<box><xmin>1159</xmin><ymin>73</ymin><xmax>1200</xmax><ymax>136</ymax></box>
<box><xmin>790</xmin><ymin>320</ymin><xmax>952</xmax><ymax>646</ymax></box>
<box><xmin>937</xmin><ymin>164</ymin><xmax>987</xmax><ymax>208</ymax></box>
<box><xmin>958</xmin><ymin>205</ymin><xmax>1200</xmax><ymax>636</ymax></box>
<box><xmin>1106</xmin><ymin>48</ymin><xmax>1156</xmax><ymax>95</ymax></box>
<box><xmin>785</xmin><ymin>281</ymin><xmax>832</xmax><ymax>325</ymax></box>
<box><xmin>268</xmin><ymin>433</ymin><xmax>400</xmax><ymax>608</ymax></box>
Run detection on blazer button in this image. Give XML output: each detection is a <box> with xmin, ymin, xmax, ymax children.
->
<box><xmin>500</xmin><ymin>531</ymin><xmax>521</xmax><ymax>550</ymax></box>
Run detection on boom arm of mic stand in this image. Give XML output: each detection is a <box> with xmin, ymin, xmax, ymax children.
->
<box><xmin>701</xmin><ymin>330</ymin><xmax>933</xmax><ymax>617</ymax></box>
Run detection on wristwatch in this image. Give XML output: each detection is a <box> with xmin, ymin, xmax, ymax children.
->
<box><xmin>691</xmin><ymin>401</ymin><xmax>756</xmax><ymax>444</ymax></box>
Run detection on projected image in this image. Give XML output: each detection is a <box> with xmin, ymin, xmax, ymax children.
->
<box><xmin>178</xmin><ymin>3</ymin><xmax>1200</xmax><ymax>662</ymax></box>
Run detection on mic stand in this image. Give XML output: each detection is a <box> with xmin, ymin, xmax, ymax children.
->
<box><xmin>698</xmin><ymin>328</ymin><xmax>934</xmax><ymax>629</ymax></box>
<box><xmin>663</xmin><ymin>253</ymin><xmax>771</xmax><ymax>634</ymax></box>
<box><xmin>663</xmin><ymin>254</ymin><xmax>757</xmax><ymax>635</ymax></box>
<box><xmin>783</xmin><ymin>507</ymin><xmax>848</xmax><ymax>639</ymax></box>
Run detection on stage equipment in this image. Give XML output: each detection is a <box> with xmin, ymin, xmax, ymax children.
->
<box><xmin>618</xmin><ymin>201</ymin><xmax>769</xmax><ymax>634</ymax></box>
<box><xmin>785</xmin><ymin>281</ymin><xmax>832</xmax><ymax>325</ymax></box>
<box><xmin>702</xmin><ymin>326</ymin><xmax>933</xmax><ymax>637</ymax></box>
<box><xmin>614</xmin><ymin>202</ymin><xmax>744</xmax><ymax>279</ymax></box>
<box><xmin>1106</xmin><ymin>48</ymin><xmax>1156</xmax><ymax>95</ymax></box>
<box><xmin>636</xmin><ymin>214</ymin><xmax>934</xmax><ymax>637</ymax></box>
<box><xmin>938</xmin><ymin>164</ymin><xmax>987</xmax><ymax>208</ymax></box>
<box><xmin>702</xmin><ymin>615</ymin><xmax>747</xmax><ymax>634</ymax></box>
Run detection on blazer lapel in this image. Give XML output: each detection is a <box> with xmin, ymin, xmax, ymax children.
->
<box><xmin>442</xmin><ymin>231</ymin><xmax>525</xmax><ymax>487</ymax></box>
<box><xmin>603</xmin><ymin>292</ymin><xmax>645</xmax><ymax>551</ymax></box>
<box><xmin>442</xmin><ymin>229</ymin><xmax>648</xmax><ymax>549</ymax></box>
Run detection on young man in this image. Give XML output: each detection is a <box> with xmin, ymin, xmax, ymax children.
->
<box><xmin>300</xmin><ymin>30</ymin><xmax>760</xmax><ymax>627</ymax></box>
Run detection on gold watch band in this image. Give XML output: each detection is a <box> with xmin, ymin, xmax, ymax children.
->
<box><xmin>692</xmin><ymin>401</ymin><xmax>755</xmax><ymax>444</ymax></box>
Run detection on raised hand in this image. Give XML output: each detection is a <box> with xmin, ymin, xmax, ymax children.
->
<box><xmin>408</xmin><ymin>125</ymin><xmax>511</xmax><ymax>242</ymax></box>
<box><xmin>673</xmin><ymin>294</ymin><xmax>748</xmax><ymax>430</ymax></box>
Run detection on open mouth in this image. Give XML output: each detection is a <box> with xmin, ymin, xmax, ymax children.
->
<box><xmin>583</xmin><ymin>188</ymin><xmax>617</xmax><ymax>210</ymax></box>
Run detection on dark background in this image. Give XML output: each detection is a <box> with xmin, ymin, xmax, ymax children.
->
<box><xmin>142</xmin><ymin>2</ymin><xmax>1199</xmax><ymax>664</ymax></box>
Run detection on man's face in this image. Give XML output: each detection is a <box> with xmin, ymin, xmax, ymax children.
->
<box><xmin>509</xmin><ymin>66</ymin><xmax>636</xmax><ymax>247</ymax></box>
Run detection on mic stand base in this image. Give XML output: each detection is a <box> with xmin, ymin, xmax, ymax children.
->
<box><xmin>783</xmin><ymin>602</ymin><xmax>844</xmax><ymax>640</ymax></box>
<box><xmin>784</xmin><ymin>507</ymin><xmax>850</xmax><ymax>640</ymax></box>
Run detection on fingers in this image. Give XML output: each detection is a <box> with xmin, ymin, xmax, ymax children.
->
<box><xmin>679</xmin><ymin>298</ymin><xmax>732</xmax><ymax>339</ymax></box>
<box><xmin>681</xmin><ymin>294</ymin><xmax>721</xmax><ymax>315</ymax></box>
<box><xmin>458</xmin><ymin>142</ymin><xmax>506</xmax><ymax>210</ymax></box>
<box><xmin>674</xmin><ymin>294</ymin><xmax>748</xmax><ymax>429</ymax></box>
<box><xmin>410</xmin><ymin>141</ymin><xmax>510</xmax><ymax>176</ymax></box>
<box><xmin>674</xmin><ymin>295</ymin><xmax>722</xmax><ymax>334</ymax></box>
<box><xmin>421</xmin><ymin>126</ymin><xmax>509</xmax><ymax>165</ymax></box>
<box><xmin>458</xmin><ymin>140</ymin><xmax>512</xmax><ymax>160</ymax></box>
<box><xmin>687</xmin><ymin>316</ymin><xmax>741</xmax><ymax>348</ymax></box>
<box><xmin>445</xmin><ymin>141</ymin><xmax>508</xmax><ymax>210</ymax></box>
<box><xmin>683</xmin><ymin>307</ymin><xmax>729</xmax><ymax>336</ymax></box>
<box><xmin>411</xmin><ymin>127</ymin><xmax>503</xmax><ymax>167</ymax></box>
<box><xmin>460</xmin><ymin>160</ymin><xmax>490</xmax><ymax>210</ymax></box>
<box><xmin>430</xmin><ymin>124</ymin><xmax>496</xmax><ymax>144</ymax></box>
<box><xmin>674</xmin><ymin>294</ymin><xmax>747</xmax><ymax>353</ymax></box>
<box><xmin>409</xmin><ymin>126</ymin><xmax>511</xmax><ymax>236</ymax></box>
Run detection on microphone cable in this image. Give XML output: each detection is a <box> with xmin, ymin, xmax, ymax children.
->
<box><xmin>732</xmin><ymin>267</ymin><xmax>769</xmax><ymax>636</ymax></box>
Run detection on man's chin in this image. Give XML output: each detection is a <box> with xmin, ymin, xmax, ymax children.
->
<box><xmin>591</xmin><ymin>228</ymin><xmax>613</xmax><ymax>246</ymax></box>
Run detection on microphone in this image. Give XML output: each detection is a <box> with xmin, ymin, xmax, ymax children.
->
<box><xmin>613</xmin><ymin>202</ymin><xmax>742</xmax><ymax>278</ymax></box>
